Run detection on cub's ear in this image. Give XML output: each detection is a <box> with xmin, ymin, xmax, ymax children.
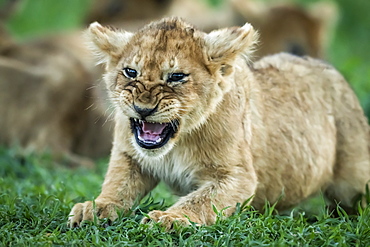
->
<box><xmin>86</xmin><ymin>22</ymin><xmax>134</xmax><ymax>66</ymax></box>
<box><xmin>204</xmin><ymin>23</ymin><xmax>258</xmax><ymax>64</ymax></box>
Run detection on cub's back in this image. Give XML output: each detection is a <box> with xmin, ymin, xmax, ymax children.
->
<box><xmin>249</xmin><ymin>53</ymin><xmax>351</xmax><ymax>209</ymax></box>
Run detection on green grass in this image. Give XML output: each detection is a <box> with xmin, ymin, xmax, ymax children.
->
<box><xmin>1</xmin><ymin>147</ymin><xmax>369</xmax><ymax>246</ymax></box>
<box><xmin>1</xmin><ymin>0</ymin><xmax>370</xmax><ymax>246</ymax></box>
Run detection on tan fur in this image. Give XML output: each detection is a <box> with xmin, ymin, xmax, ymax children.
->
<box><xmin>68</xmin><ymin>18</ymin><xmax>370</xmax><ymax>230</ymax></box>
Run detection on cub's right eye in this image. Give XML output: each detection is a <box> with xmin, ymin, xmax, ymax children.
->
<box><xmin>123</xmin><ymin>68</ymin><xmax>138</xmax><ymax>79</ymax></box>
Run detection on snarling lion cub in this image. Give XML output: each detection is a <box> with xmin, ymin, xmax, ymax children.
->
<box><xmin>68</xmin><ymin>17</ymin><xmax>370</xmax><ymax>230</ymax></box>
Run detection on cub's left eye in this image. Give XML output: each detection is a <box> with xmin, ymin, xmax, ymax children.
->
<box><xmin>123</xmin><ymin>68</ymin><xmax>138</xmax><ymax>79</ymax></box>
<box><xmin>167</xmin><ymin>73</ymin><xmax>189</xmax><ymax>83</ymax></box>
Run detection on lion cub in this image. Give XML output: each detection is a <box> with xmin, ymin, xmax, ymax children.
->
<box><xmin>68</xmin><ymin>17</ymin><xmax>370</xmax><ymax>230</ymax></box>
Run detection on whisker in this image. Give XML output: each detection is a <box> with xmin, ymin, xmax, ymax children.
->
<box><xmin>85</xmin><ymin>103</ymin><xmax>95</xmax><ymax>111</ymax></box>
<box><xmin>103</xmin><ymin>110</ymin><xmax>115</xmax><ymax>126</ymax></box>
<box><xmin>86</xmin><ymin>85</ymin><xmax>98</xmax><ymax>91</ymax></box>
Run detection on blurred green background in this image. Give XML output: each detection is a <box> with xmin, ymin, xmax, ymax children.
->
<box><xmin>3</xmin><ymin>0</ymin><xmax>92</xmax><ymax>38</ymax></box>
<box><xmin>2</xmin><ymin>0</ymin><xmax>370</xmax><ymax>118</ymax></box>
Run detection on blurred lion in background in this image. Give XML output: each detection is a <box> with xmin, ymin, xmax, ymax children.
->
<box><xmin>0</xmin><ymin>1</ymin><xmax>112</xmax><ymax>167</ymax></box>
<box><xmin>0</xmin><ymin>37</ymin><xmax>113</xmax><ymax>167</ymax></box>
<box><xmin>230</xmin><ymin>0</ymin><xmax>338</xmax><ymax>58</ymax></box>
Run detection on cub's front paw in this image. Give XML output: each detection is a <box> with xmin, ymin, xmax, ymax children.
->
<box><xmin>141</xmin><ymin>210</ymin><xmax>193</xmax><ymax>231</ymax></box>
<box><xmin>68</xmin><ymin>200</ymin><xmax>120</xmax><ymax>228</ymax></box>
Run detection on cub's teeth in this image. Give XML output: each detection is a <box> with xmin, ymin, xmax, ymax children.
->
<box><xmin>137</xmin><ymin>136</ymin><xmax>162</xmax><ymax>144</ymax></box>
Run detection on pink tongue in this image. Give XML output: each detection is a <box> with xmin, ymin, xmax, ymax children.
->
<box><xmin>140</xmin><ymin>122</ymin><xmax>167</xmax><ymax>142</ymax></box>
<box><xmin>142</xmin><ymin>122</ymin><xmax>167</xmax><ymax>134</ymax></box>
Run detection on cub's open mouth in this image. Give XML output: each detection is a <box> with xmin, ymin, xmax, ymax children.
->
<box><xmin>130</xmin><ymin>118</ymin><xmax>179</xmax><ymax>149</ymax></box>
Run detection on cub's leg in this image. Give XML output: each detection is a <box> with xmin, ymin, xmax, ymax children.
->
<box><xmin>142</xmin><ymin>166</ymin><xmax>258</xmax><ymax>230</ymax></box>
<box><xmin>325</xmin><ymin>134</ymin><xmax>370</xmax><ymax>213</ymax></box>
<box><xmin>324</xmin><ymin>83</ymin><xmax>370</xmax><ymax>213</ymax></box>
<box><xmin>68</xmin><ymin>152</ymin><xmax>158</xmax><ymax>227</ymax></box>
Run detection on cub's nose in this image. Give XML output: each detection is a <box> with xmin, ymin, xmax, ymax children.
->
<box><xmin>134</xmin><ymin>105</ymin><xmax>157</xmax><ymax>118</ymax></box>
